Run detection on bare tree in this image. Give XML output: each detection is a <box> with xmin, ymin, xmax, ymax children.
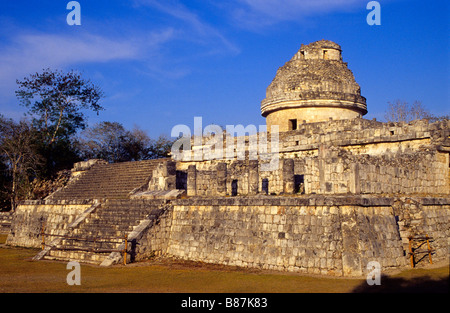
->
<box><xmin>385</xmin><ymin>100</ymin><xmax>432</xmax><ymax>122</ymax></box>
<box><xmin>385</xmin><ymin>100</ymin><xmax>411</xmax><ymax>122</ymax></box>
<box><xmin>0</xmin><ymin>117</ymin><xmax>42</xmax><ymax>211</ymax></box>
<box><xmin>409</xmin><ymin>101</ymin><xmax>430</xmax><ymax>121</ymax></box>
<box><xmin>77</xmin><ymin>122</ymin><xmax>174</xmax><ymax>162</ymax></box>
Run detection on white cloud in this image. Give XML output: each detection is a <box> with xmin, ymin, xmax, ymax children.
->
<box><xmin>0</xmin><ymin>29</ymin><xmax>175</xmax><ymax>103</ymax></box>
<box><xmin>133</xmin><ymin>0</ymin><xmax>240</xmax><ymax>55</ymax></box>
<box><xmin>230</xmin><ymin>0</ymin><xmax>368</xmax><ymax>29</ymax></box>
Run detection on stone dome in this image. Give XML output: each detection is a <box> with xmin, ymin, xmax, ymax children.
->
<box><xmin>261</xmin><ymin>40</ymin><xmax>367</xmax><ymax>131</ymax></box>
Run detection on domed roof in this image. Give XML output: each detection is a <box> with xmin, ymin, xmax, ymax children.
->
<box><xmin>261</xmin><ymin>40</ymin><xmax>367</xmax><ymax>117</ymax></box>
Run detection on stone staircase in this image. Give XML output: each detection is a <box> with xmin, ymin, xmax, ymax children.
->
<box><xmin>43</xmin><ymin>199</ymin><xmax>169</xmax><ymax>265</ymax></box>
<box><xmin>48</xmin><ymin>159</ymin><xmax>166</xmax><ymax>201</ymax></box>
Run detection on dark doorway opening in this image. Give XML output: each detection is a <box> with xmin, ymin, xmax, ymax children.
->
<box><xmin>294</xmin><ymin>175</ymin><xmax>305</xmax><ymax>194</ymax></box>
<box><xmin>231</xmin><ymin>180</ymin><xmax>238</xmax><ymax>196</ymax></box>
<box><xmin>262</xmin><ymin>178</ymin><xmax>269</xmax><ymax>195</ymax></box>
<box><xmin>289</xmin><ymin>119</ymin><xmax>298</xmax><ymax>131</ymax></box>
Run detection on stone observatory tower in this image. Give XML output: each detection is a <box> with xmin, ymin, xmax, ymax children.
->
<box><xmin>261</xmin><ymin>40</ymin><xmax>367</xmax><ymax>131</ymax></box>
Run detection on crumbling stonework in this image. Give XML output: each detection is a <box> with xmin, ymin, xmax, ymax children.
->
<box><xmin>262</xmin><ymin>40</ymin><xmax>367</xmax><ymax>130</ymax></box>
<box><xmin>0</xmin><ymin>212</ymin><xmax>13</xmax><ymax>234</ymax></box>
<box><xmin>6</xmin><ymin>200</ymin><xmax>92</xmax><ymax>248</ymax></box>
<box><xmin>164</xmin><ymin>197</ymin><xmax>406</xmax><ymax>276</ymax></box>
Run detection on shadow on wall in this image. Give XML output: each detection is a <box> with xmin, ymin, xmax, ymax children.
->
<box><xmin>352</xmin><ymin>275</ymin><xmax>449</xmax><ymax>293</ymax></box>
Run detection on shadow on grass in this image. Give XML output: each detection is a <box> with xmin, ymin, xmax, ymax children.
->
<box><xmin>352</xmin><ymin>275</ymin><xmax>449</xmax><ymax>293</ymax></box>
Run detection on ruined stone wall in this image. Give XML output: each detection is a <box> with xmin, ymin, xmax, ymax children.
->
<box><xmin>134</xmin><ymin>206</ymin><xmax>174</xmax><ymax>261</ymax></box>
<box><xmin>393</xmin><ymin>197</ymin><xmax>450</xmax><ymax>263</ymax></box>
<box><xmin>0</xmin><ymin>212</ymin><xmax>13</xmax><ymax>234</ymax></box>
<box><xmin>6</xmin><ymin>200</ymin><xmax>92</xmax><ymax>248</ymax></box>
<box><xmin>265</xmin><ymin>106</ymin><xmax>362</xmax><ymax>131</ymax></box>
<box><xmin>177</xmin><ymin>118</ymin><xmax>447</xmax><ymax>160</ymax></box>
<box><xmin>174</xmin><ymin>118</ymin><xmax>449</xmax><ymax>197</ymax></box>
<box><xmin>5</xmin><ymin>195</ymin><xmax>448</xmax><ymax>275</ymax></box>
<box><xmin>280</xmin><ymin>118</ymin><xmax>448</xmax><ymax>156</ymax></box>
<box><xmin>180</xmin><ymin>159</ymin><xmax>288</xmax><ymax>197</ymax></box>
<box><xmin>161</xmin><ymin>196</ymin><xmax>417</xmax><ymax>277</ymax></box>
<box><xmin>174</xmin><ymin>146</ymin><xmax>448</xmax><ymax>197</ymax></box>
<box><xmin>195</xmin><ymin>170</ymin><xmax>219</xmax><ymax>197</ymax></box>
<box><xmin>300</xmin><ymin>147</ymin><xmax>449</xmax><ymax>196</ymax></box>
<box><xmin>148</xmin><ymin>161</ymin><xmax>177</xmax><ymax>192</ymax></box>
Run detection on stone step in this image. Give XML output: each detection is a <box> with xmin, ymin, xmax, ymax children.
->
<box><xmin>45</xmin><ymin>249</ymin><xmax>112</xmax><ymax>264</ymax></box>
<box><xmin>71</xmin><ymin>228</ymin><xmax>131</xmax><ymax>238</ymax></box>
<box><xmin>43</xmin><ymin>198</ymin><xmax>168</xmax><ymax>265</ymax></box>
<box><xmin>49</xmin><ymin>159</ymin><xmax>166</xmax><ymax>200</ymax></box>
<box><xmin>58</xmin><ymin>240</ymin><xmax>121</xmax><ymax>250</ymax></box>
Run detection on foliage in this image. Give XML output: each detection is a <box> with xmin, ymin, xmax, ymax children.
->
<box><xmin>148</xmin><ymin>134</ymin><xmax>175</xmax><ymax>160</ymax></box>
<box><xmin>77</xmin><ymin>122</ymin><xmax>174</xmax><ymax>163</ymax></box>
<box><xmin>1</xmin><ymin>69</ymin><xmax>175</xmax><ymax>207</ymax></box>
<box><xmin>15</xmin><ymin>68</ymin><xmax>104</xmax><ymax>145</ymax></box>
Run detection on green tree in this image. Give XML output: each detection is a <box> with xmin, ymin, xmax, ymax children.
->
<box><xmin>78</xmin><ymin>122</ymin><xmax>148</xmax><ymax>163</ymax></box>
<box><xmin>15</xmin><ymin>68</ymin><xmax>104</xmax><ymax>145</ymax></box>
<box><xmin>149</xmin><ymin>134</ymin><xmax>175</xmax><ymax>159</ymax></box>
<box><xmin>77</xmin><ymin>122</ymin><xmax>174</xmax><ymax>163</ymax></box>
<box><xmin>15</xmin><ymin>68</ymin><xmax>104</xmax><ymax>178</ymax></box>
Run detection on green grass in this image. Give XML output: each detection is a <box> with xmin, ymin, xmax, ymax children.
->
<box><xmin>0</xmin><ymin>235</ymin><xmax>448</xmax><ymax>293</ymax></box>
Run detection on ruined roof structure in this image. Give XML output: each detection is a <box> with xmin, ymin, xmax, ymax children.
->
<box><xmin>4</xmin><ymin>40</ymin><xmax>449</xmax><ymax>278</ymax></box>
<box><xmin>262</xmin><ymin>39</ymin><xmax>367</xmax><ymax>131</ymax></box>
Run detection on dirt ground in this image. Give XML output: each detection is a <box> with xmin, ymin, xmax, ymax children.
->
<box><xmin>0</xmin><ymin>235</ymin><xmax>448</xmax><ymax>293</ymax></box>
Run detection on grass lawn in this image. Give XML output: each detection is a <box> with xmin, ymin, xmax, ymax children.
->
<box><xmin>0</xmin><ymin>234</ymin><xmax>448</xmax><ymax>293</ymax></box>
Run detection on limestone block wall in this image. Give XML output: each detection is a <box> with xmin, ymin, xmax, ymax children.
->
<box><xmin>298</xmin><ymin>148</ymin><xmax>449</xmax><ymax>196</ymax></box>
<box><xmin>176</xmin><ymin>119</ymin><xmax>448</xmax><ymax>162</ymax></box>
<box><xmin>133</xmin><ymin>207</ymin><xmax>174</xmax><ymax>261</ymax></box>
<box><xmin>182</xmin><ymin>160</ymin><xmax>285</xmax><ymax>197</ymax></box>
<box><xmin>162</xmin><ymin>196</ymin><xmax>412</xmax><ymax>277</ymax></box>
<box><xmin>393</xmin><ymin>198</ymin><xmax>450</xmax><ymax>263</ymax></box>
<box><xmin>6</xmin><ymin>200</ymin><xmax>92</xmax><ymax>248</ymax></box>
<box><xmin>175</xmin><ymin>146</ymin><xmax>448</xmax><ymax>197</ymax></box>
<box><xmin>278</xmin><ymin>118</ymin><xmax>448</xmax><ymax>157</ymax></box>
<box><xmin>148</xmin><ymin>161</ymin><xmax>176</xmax><ymax>191</ymax></box>
<box><xmin>0</xmin><ymin>212</ymin><xmax>13</xmax><ymax>234</ymax></box>
<box><xmin>355</xmin><ymin>152</ymin><xmax>448</xmax><ymax>195</ymax></box>
<box><xmin>266</xmin><ymin>106</ymin><xmax>362</xmax><ymax>131</ymax></box>
<box><xmin>174</xmin><ymin>118</ymin><xmax>449</xmax><ymax>197</ymax></box>
<box><xmin>195</xmin><ymin>170</ymin><xmax>219</xmax><ymax>196</ymax></box>
<box><xmin>421</xmin><ymin>204</ymin><xmax>450</xmax><ymax>261</ymax></box>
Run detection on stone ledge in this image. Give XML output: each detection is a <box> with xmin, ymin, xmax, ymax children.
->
<box><xmin>19</xmin><ymin>199</ymin><xmax>97</xmax><ymax>206</ymax></box>
<box><xmin>173</xmin><ymin>195</ymin><xmax>450</xmax><ymax>207</ymax></box>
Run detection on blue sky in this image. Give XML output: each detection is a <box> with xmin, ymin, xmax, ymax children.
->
<box><xmin>0</xmin><ymin>0</ymin><xmax>448</xmax><ymax>138</ymax></box>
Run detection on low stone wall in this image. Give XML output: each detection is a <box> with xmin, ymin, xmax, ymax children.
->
<box><xmin>5</xmin><ymin>195</ymin><xmax>448</xmax><ymax>276</ymax></box>
<box><xmin>125</xmin><ymin>195</ymin><xmax>450</xmax><ymax>276</ymax></box>
<box><xmin>6</xmin><ymin>200</ymin><xmax>93</xmax><ymax>248</ymax></box>
<box><xmin>163</xmin><ymin>196</ymin><xmax>410</xmax><ymax>277</ymax></box>
<box><xmin>134</xmin><ymin>207</ymin><xmax>174</xmax><ymax>261</ymax></box>
<box><xmin>393</xmin><ymin>197</ymin><xmax>450</xmax><ymax>262</ymax></box>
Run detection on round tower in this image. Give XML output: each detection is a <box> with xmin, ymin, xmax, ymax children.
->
<box><xmin>261</xmin><ymin>40</ymin><xmax>367</xmax><ymax>131</ymax></box>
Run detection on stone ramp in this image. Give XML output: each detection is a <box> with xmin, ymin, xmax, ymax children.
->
<box><xmin>43</xmin><ymin>199</ymin><xmax>169</xmax><ymax>265</ymax></box>
<box><xmin>48</xmin><ymin>159</ymin><xmax>166</xmax><ymax>201</ymax></box>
